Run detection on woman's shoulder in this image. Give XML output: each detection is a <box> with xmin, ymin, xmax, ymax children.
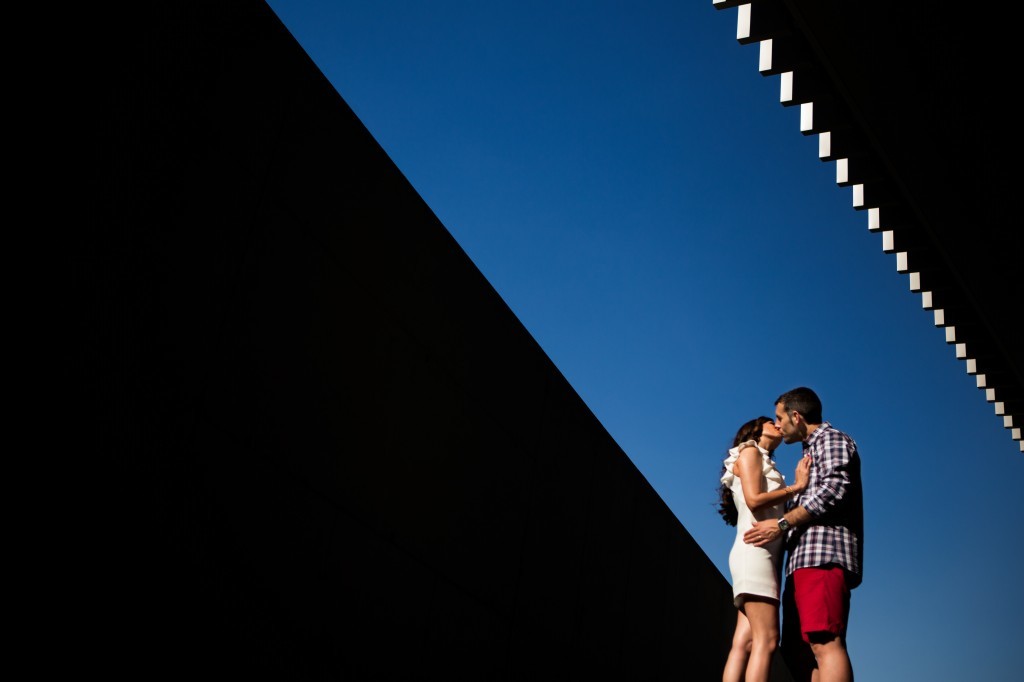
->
<box><xmin>725</xmin><ymin>439</ymin><xmax>757</xmax><ymax>463</ymax></box>
<box><xmin>733</xmin><ymin>439</ymin><xmax>763</xmax><ymax>456</ymax></box>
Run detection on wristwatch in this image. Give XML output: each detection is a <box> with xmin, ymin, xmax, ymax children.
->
<box><xmin>777</xmin><ymin>517</ymin><xmax>791</xmax><ymax>533</ymax></box>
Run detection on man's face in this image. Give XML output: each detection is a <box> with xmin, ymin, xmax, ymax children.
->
<box><xmin>774</xmin><ymin>403</ymin><xmax>802</xmax><ymax>444</ymax></box>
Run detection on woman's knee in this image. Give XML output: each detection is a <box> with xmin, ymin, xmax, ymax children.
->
<box><xmin>753</xmin><ymin>631</ymin><xmax>778</xmax><ymax>653</ymax></box>
<box><xmin>730</xmin><ymin>635</ymin><xmax>753</xmax><ymax>656</ymax></box>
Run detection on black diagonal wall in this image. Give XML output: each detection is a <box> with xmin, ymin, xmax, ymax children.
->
<box><xmin>87</xmin><ymin>2</ymin><xmax>789</xmax><ymax>679</ymax></box>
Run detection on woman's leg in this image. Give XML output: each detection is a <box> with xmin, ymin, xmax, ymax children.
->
<box><xmin>742</xmin><ymin>597</ymin><xmax>780</xmax><ymax>682</ymax></box>
<box><xmin>723</xmin><ymin>610</ymin><xmax>752</xmax><ymax>682</ymax></box>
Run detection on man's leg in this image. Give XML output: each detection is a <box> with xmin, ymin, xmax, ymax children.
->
<box><xmin>808</xmin><ymin>635</ymin><xmax>852</xmax><ymax>682</ymax></box>
<box><xmin>780</xmin><ymin>576</ymin><xmax>816</xmax><ymax>682</ymax></box>
<box><xmin>794</xmin><ymin>566</ymin><xmax>853</xmax><ymax>682</ymax></box>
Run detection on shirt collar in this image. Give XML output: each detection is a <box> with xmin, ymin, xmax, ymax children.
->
<box><xmin>803</xmin><ymin>421</ymin><xmax>831</xmax><ymax>450</ymax></box>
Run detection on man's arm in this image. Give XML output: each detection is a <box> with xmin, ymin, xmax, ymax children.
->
<box><xmin>742</xmin><ymin>505</ymin><xmax>811</xmax><ymax>547</ymax></box>
<box><xmin>743</xmin><ymin>430</ymin><xmax>855</xmax><ymax>547</ymax></box>
<box><xmin>799</xmin><ymin>430</ymin><xmax>855</xmax><ymax>516</ymax></box>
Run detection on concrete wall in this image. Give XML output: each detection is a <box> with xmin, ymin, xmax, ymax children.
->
<box><xmin>88</xmin><ymin>2</ymin><xmax>790</xmax><ymax>679</ymax></box>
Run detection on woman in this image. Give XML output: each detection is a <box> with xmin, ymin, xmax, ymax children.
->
<box><xmin>719</xmin><ymin>416</ymin><xmax>810</xmax><ymax>682</ymax></box>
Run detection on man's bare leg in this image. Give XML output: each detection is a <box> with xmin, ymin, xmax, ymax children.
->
<box><xmin>809</xmin><ymin>635</ymin><xmax>852</xmax><ymax>682</ymax></box>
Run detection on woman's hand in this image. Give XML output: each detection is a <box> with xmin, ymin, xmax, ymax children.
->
<box><xmin>793</xmin><ymin>455</ymin><xmax>812</xmax><ymax>492</ymax></box>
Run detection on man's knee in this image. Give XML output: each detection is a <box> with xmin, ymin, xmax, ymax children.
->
<box><xmin>808</xmin><ymin>633</ymin><xmax>847</xmax><ymax>656</ymax></box>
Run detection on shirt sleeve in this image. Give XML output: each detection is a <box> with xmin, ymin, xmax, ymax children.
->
<box><xmin>801</xmin><ymin>430</ymin><xmax>855</xmax><ymax>517</ymax></box>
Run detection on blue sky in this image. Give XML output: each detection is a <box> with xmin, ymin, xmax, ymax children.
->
<box><xmin>265</xmin><ymin>2</ymin><xmax>1022</xmax><ymax>679</ymax></box>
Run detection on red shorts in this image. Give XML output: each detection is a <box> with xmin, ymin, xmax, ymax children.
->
<box><xmin>784</xmin><ymin>565</ymin><xmax>851</xmax><ymax>644</ymax></box>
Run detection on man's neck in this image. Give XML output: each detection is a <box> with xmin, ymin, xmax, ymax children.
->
<box><xmin>803</xmin><ymin>422</ymin><xmax>823</xmax><ymax>442</ymax></box>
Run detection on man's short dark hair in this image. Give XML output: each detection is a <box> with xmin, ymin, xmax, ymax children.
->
<box><xmin>775</xmin><ymin>386</ymin><xmax>823</xmax><ymax>423</ymax></box>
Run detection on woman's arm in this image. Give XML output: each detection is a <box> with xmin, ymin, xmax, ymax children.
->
<box><xmin>735</xmin><ymin>446</ymin><xmax>808</xmax><ymax>513</ymax></box>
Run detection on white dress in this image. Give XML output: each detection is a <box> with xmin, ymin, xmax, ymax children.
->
<box><xmin>721</xmin><ymin>440</ymin><xmax>787</xmax><ymax>607</ymax></box>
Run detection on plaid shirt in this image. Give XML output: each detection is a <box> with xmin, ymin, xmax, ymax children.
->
<box><xmin>784</xmin><ymin>422</ymin><xmax>863</xmax><ymax>587</ymax></box>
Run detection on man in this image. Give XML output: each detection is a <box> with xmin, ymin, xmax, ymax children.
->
<box><xmin>743</xmin><ymin>387</ymin><xmax>863</xmax><ymax>682</ymax></box>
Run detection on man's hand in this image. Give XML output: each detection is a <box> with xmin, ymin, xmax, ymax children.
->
<box><xmin>743</xmin><ymin>519</ymin><xmax>781</xmax><ymax>547</ymax></box>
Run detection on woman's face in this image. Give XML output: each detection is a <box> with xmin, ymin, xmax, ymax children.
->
<box><xmin>761</xmin><ymin>420</ymin><xmax>783</xmax><ymax>447</ymax></box>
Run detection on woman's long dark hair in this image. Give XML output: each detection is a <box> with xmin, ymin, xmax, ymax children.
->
<box><xmin>717</xmin><ymin>416</ymin><xmax>773</xmax><ymax>526</ymax></box>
